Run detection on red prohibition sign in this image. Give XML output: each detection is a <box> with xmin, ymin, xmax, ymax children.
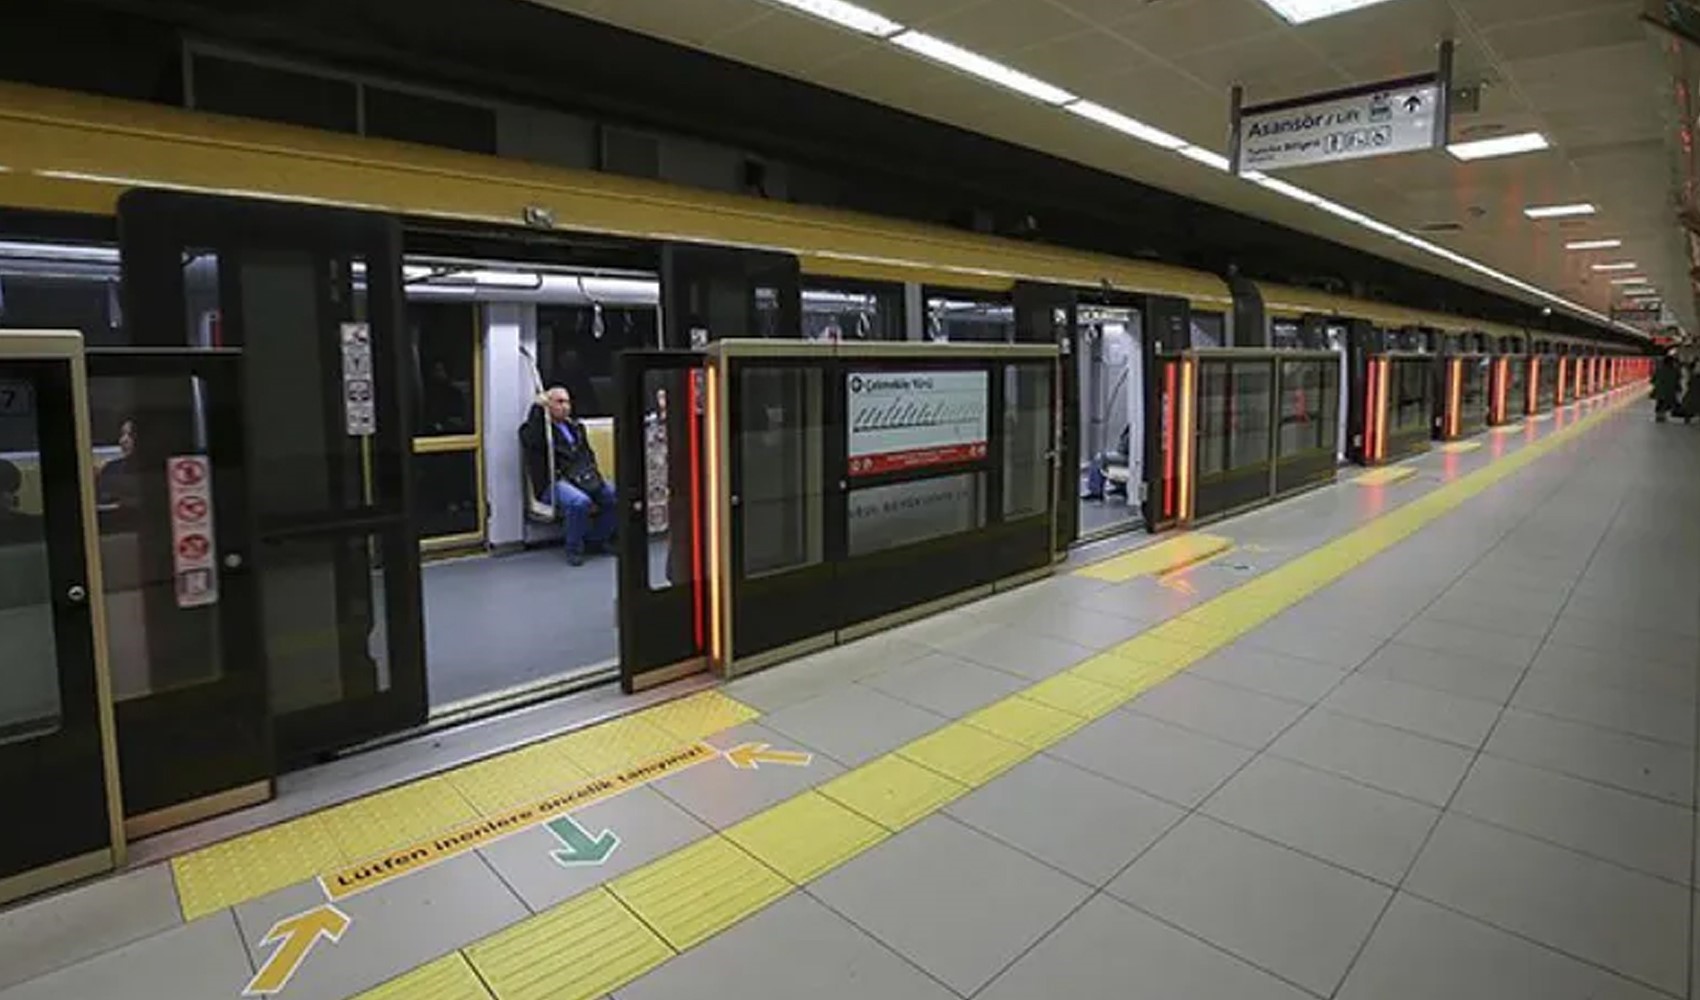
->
<box><xmin>177</xmin><ymin>534</ymin><xmax>210</xmax><ymax>561</ymax></box>
<box><xmin>175</xmin><ymin>496</ymin><xmax>209</xmax><ymax>522</ymax></box>
<box><xmin>170</xmin><ymin>460</ymin><xmax>207</xmax><ymax>487</ymax></box>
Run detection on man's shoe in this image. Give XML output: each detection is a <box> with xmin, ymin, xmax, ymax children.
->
<box><xmin>568</xmin><ymin>552</ymin><xmax>585</xmax><ymax>566</ymax></box>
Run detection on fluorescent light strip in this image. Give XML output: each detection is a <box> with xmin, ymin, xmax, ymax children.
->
<box><xmin>1524</xmin><ymin>202</ymin><xmax>1596</xmax><ymax>219</ymax></box>
<box><xmin>1066</xmin><ymin>101</ymin><xmax>1185</xmax><ymax>149</ymax></box>
<box><xmin>1610</xmin><ymin>276</ymin><xmax>1649</xmax><ymax>285</ymax></box>
<box><xmin>1256</xmin><ymin>0</ymin><xmax>1401</xmax><ymax>25</ymax></box>
<box><xmin>1591</xmin><ymin>262</ymin><xmax>1638</xmax><ymax>272</ymax></box>
<box><xmin>762</xmin><ymin>0</ymin><xmax>904</xmax><ymax>36</ymax></box>
<box><xmin>890</xmin><ymin>31</ymin><xmax>1076</xmax><ymax>105</ymax></box>
<box><xmin>1177</xmin><ymin>145</ymin><xmax>1231</xmax><ymax>171</ymax></box>
<box><xmin>1446</xmin><ymin>132</ymin><xmax>1549</xmax><ymax>161</ymax></box>
<box><xmin>1565</xmin><ymin>238</ymin><xmax>1622</xmax><ymax>251</ymax></box>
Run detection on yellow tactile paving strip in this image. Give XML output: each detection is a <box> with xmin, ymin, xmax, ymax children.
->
<box><xmin>170</xmin><ymin>690</ymin><xmax>757</xmax><ymax>920</ymax></box>
<box><xmin>353</xmin><ymin>953</ymin><xmax>492</xmax><ymax>1000</ymax></box>
<box><xmin>606</xmin><ymin>836</ymin><xmax>791</xmax><ymax>951</ymax></box>
<box><xmin>338</xmin><ymin>393</ymin><xmax>1636</xmax><ymax>1000</ymax></box>
<box><xmin>1353</xmin><ymin>465</ymin><xmax>1417</xmax><ymax>486</ymax></box>
<box><xmin>1074</xmin><ymin>531</ymin><xmax>1234</xmax><ymax>582</ymax></box>
<box><xmin>464</xmin><ymin>888</ymin><xmax>672</xmax><ymax>1000</ymax></box>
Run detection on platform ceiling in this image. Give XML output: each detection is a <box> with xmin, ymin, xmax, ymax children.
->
<box><xmin>537</xmin><ymin>0</ymin><xmax>1685</xmax><ymax>334</ymax></box>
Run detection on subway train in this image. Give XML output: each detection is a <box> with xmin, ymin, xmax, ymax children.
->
<box><xmin>0</xmin><ymin>80</ymin><xmax>1648</xmax><ymax>843</ymax></box>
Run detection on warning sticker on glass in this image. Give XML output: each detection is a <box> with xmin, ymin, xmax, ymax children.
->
<box><xmin>167</xmin><ymin>454</ymin><xmax>218</xmax><ymax>609</ymax></box>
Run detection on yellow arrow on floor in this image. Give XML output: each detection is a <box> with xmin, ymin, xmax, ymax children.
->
<box><xmin>724</xmin><ymin>743</ymin><xmax>813</xmax><ymax>770</ymax></box>
<box><xmin>244</xmin><ymin>904</ymin><xmax>351</xmax><ymax>996</ymax></box>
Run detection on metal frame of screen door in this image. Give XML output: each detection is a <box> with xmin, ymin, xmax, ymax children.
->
<box><xmin>0</xmin><ymin>330</ymin><xmax>125</xmax><ymax>906</ymax></box>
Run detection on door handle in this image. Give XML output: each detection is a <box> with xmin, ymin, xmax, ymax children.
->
<box><xmin>66</xmin><ymin>584</ymin><xmax>87</xmax><ymax>604</ymax></box>
<box><xmin>223</xmin><ymin>552</ymin><xmax>245</xmax><ymax>570</ymax></box>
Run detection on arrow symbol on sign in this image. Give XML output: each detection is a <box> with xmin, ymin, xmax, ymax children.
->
<box><xmin>1403</xmin><ymin>95</ymin><xmax>1423</xmax><ymax>112</ymax></box>
<box><xmin>243</xmin><ymin>904</ymin><xmax>351</xmax><ymax>996</ymax></box>
<box><xmin>724</xmin><ymin>742</ymin><xmax>813</xmax><ymax>770</ymax></box>
<box><xmin>545</xmin><ymin>816</ymin><xmax>619</xmax><ymax>867</ymax></box>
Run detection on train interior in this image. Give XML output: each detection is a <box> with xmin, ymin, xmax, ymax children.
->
<box><xmin>1076</xmin><ymin>305</ymin><xmax>1142</xmax><ymax>538</ymax></box>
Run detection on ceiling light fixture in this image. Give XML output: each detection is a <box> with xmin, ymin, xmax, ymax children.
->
<box><xmin>1610</xmin><ymin>276</ymin><xmax>1649</xmax><ymax>285</ymax></box>
<box><xmin>1621</xmin><ymin>288</ymin><xmax>1660</xmax><ymax>298</ymax></box>
<box><xmin>1523</xmin><ymin>202</ymin><xmax>1597</xmax><ymax>219</ymax></box>
<box><xmin>1065</xmin><ymin>101</ymin><xmax>1185</xmax><ymax>149</ymax></box>
<box><xmin>1565</xmin><ymin>238</ymin><xmax>1623</xmax><ymax>250</ymax></box>
<box><xmin>1592</xmin><ymin>262</ymin><xmax>1639</xmax><ymax>272</ymax></box>
<box><xmin>1177</xmin><ymin>145</ymin><xmax>1231</xmax><ymax>171</ymax></box>
<box><xmin>1446</xmin><ymin>132</ymin><xmax>1549</xmax><ymax>161</ymax></box>
<box><xmin>762</xmin><ymin>0</ymin><xmax>904</xmax><ymax>36</ymax></box>
<box><xmin>1254</xmin><ymin>0</ymin><xmax>1401</xmax><ymax>25</ymax></box>
<box><xmin>890</xmin><ymin>32</ymin><xmax>1076</xmax><ymax>105</ymax></box>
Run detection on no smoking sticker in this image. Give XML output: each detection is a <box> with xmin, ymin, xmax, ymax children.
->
<box><xmin>166</xmin><ymin>455</ymin><xmax>219</xmax><ymax>609</ymax></box>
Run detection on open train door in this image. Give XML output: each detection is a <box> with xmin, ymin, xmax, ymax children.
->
<box><xmin>119</xmin><ymin>190</ymin><xmax>425</xmax><ymax>768</ymax></box>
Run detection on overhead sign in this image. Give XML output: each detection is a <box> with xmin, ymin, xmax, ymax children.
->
<box><xmin>1235</xmin><ymin>74</ymin><xmax>1442</xmax><ymax>173</ymax></box>
<box><xmin>847</xmin><ymin>370</ymin><xmax>989</xmax><ymax>477</ymax></box>
<box><xmin>339</xmin><ymin>322</ymin><xmax>376</xmax><ymax>437</ymax></box>
<box><xmin>166</xmin><ymin>455</ymin><xmax>218</xmax><ymax>609</ymax></box>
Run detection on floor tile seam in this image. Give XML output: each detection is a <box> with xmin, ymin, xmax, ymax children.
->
<box><xmin>1438</xmin><ymin>801</ymin><xmax>1697</xmax><ymax>890</ymax></box>
<box><xmin>385</xmin><ymin>400</ymin><xmax>1634</xmax><ymax>1000</ymax></box>
<box><xmin>1494</xmin><ymin>697</ymin><xmax>1700</xmax><ymax>751</ymax></box>
<box><xmin>1390</xmin><ymin>884</ymin><xmax>1690</xmax><ymax>1000</ymax></box>
<box><xmin>1323</xmin><ymin>414</ymin><xmax>1629</xmax><ymax>999</ymax></box>
<box><xmin>791</xmin><ymin>879</ymin><xmax>978</xmax><ymax>1000</ymax></box>
<box><xmin>1347</xmin><ymin>663</ymin><xmax>1518</xmax><ymax>708</ymax></box>
<box><xmin>1473</xmin><ymin>744</ymin><xmax>1696</xmax><ymax>810</ymax></box>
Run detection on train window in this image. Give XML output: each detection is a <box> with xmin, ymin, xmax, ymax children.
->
<box><xmin>1190</xmin><ymin>311</ymin><xmax>1225</xmax><ymax>348</ymax></box>
<box><xmin>1271</xmin><ymin>320</ymin><xmax>1302</xmax><ymax>349</ymax></box>
<box><xmin>0</xmin><ymin>241</ymin><xmax>123</xmax><ymax>349</ymax></box>
<box><xmin>412</xmin><ymin>450</ymin><xmax>480</xmax><ymax>541</ymax></box>
<box><xmin>1279</xmin><ymin>359</ymin><xmax>1331</xmax><ymax>456</ymax></box>
<box><xmin>536</xmin><ymin>304</ymin><xmax>659</xmax><ymax>419</ymax></box>
<box><xmin>410</xmin><ymin>302</ymin><xmax>477</xmax><ymax>438</ymax></box>
<box><xmin>0</xmin><ymin>372</ymin><xmax>61</xmax><ymax>742</ymax></box>
<box><xmin>803</xmin><ymin>283</ymin><xmax>903</xmax><ymax>341</ymax></box>
<box><xmin>1229</xmin><ymin>361</ymin><xmax>1273</xmax><ymax>469</ymax></box>
<box><xmin>925</xmin><ymin>295</ymin><xmax>1014</xmax><ymax>343</ymax></box>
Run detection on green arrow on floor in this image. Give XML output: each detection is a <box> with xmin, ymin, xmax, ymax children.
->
<box><xmin>545</xmin><ymin>816</ymin><xmax>619</xmax><ymax>867</ymax></box>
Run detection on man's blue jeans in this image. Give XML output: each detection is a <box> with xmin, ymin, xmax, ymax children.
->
<box><xmin>553</xmin><ymin>480</ymin><xmax>617</xmax><ymax>556</ymax></box>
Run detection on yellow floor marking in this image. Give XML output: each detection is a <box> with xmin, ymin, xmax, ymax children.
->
<box><xmin>1440</xmin><ymin>440</ymin><xmax>1482</xmax><ymax>453</ymax></box>
<box><xmin>1074</xmin><ymin>532</ymin><xmax>1233</xmax><ymax>582</ymax></box>
<box><xmin>962</xmin><ymin>696</ymin><xmax>1086</xmax><ymax>749</ymax></box>
<box><xmin>724</xmin><ymin>792</ymin><xmax>888</xmax><ymax>883</ymax></box>
<box><xmin>234</xmin><ymin>393</ymin><xmax>1640</xmax><ymax>998</ymax></box>
<box><xmin>608</xmin><ymin>836</ymin><xmax>790</xmax><ymax>951</ymax></box>
<box><xmin>1021</xmin><ymin>672</ymin><xmax>1126</xmax><ymax>720</ymax></box>
<box><xmin>817</xmin><ymin>754</ymin><xmax>967</xmax><ymax>831</ymax></box>
<box><xmin>353</xmin><ymin>953</ymin><xmax>492</xmax><ymax>1000</ymax></box>
<box><xmin>169</xmin><ymin>694</ymin><xmax>758</xmax><ymax>919</ymax></box>
<box><xmin>549</xmin><ymin>715</ymin><xmax>686</xmax><ymax>776</ymax></box>
<box><xmin>173</xmin><ymin>818</ymin><xmax>345</xmax><ymax>922</ymax></box>
<box><xmin>446</xmin><ymin>742</ymin><xmax>590</xmax><ymax>817</ymax></box>
<box><xmin>1110</xmin><ymin>633</ymin><xmax>1209</xmax><ymax>669</ymax></box>
<box><xmin>321</xmin><ymin>743</ymin><xmax>721</xmax><ymax>902</ymax></box>
<box><xmin>1353</xmin><ymin>466</ymin><xmax>1417</xmax><ymax>486</ymax></box>
<box><xmin>465</xmin><ymin>888</ymin><xmax>672</xmax><ymax>1000</ymax></box>
<box><xmin>899</xmin><ymin>722</ymin><xmax>1031</xmax><ymax>786</ymax></box>
<box><xmin>1070</xmin><ymin>652</ymin><xmax>1176</xmax><ymax>693</ymax></box>
<box><xmin>318</xmin><ymin>778</ymin><xmax>482</xmax><ymax>863</ymax></box>
<box><xmin>635</xmin><ymin>690</ymin><xmax>760</xmax><ymax>743</ymax></box>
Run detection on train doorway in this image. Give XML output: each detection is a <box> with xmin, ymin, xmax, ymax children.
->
<box><xmin>1076</xmin><ymin>305</ymin><xmax>1143</xmax><ymax>540</ymax></box>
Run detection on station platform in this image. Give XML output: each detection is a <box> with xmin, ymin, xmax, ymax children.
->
<box><xmin>2</xmin><ymin>383</ymin><xmax>1695</xmax><ymax>1000</ymax></box>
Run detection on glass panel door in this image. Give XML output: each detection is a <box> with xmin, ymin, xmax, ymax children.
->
<box><xmin>616</xmin><ymin>352</ymin><xmax>709</xmax><ymax>691</ymax></box>
<box><xmin>1013</xmin><ymin>283</ymin><xmax>1073</xmax><ymax>550</ymax></box>
<box><xmin>0</xmin><ymin>343</ymin><xmax>120</xmax><ymax>900</ymax></box>
<box><xmin>86</xmin><ymin>350</ymin><xmax>270</xmax><ymax>828</ymax></box>
<box><xmin>118</xmin><ymin>190</ymin><xmax>424</xmax><ymax>767</ymax></box>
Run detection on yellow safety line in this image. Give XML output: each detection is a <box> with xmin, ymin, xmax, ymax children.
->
<box><xmin>1352</xmin><ymin>466</ymin><xmax>1417</xmax><ymax>487</ymax></box>
<box><xmin>1075</xmin><ymin>531</ymin><xmax>1234</xmax><ymax>582</ymax></box>
<box><xmin>353</xmin><ymin>391</ymin><xmax>1637</xmax><ymax>1000</ymax></box>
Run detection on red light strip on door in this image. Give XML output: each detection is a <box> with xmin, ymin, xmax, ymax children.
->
<box><xmin>687</xmin><ymin>369</ymin><xmax>705</xmax><ymax>653</ymax></box>
<box><xmin>1447</xmin><ymin>359</ymin><xmax>1463</xmax><ymax>438</ymax></box>
<box><xmin>1178</xmin><ymin>359</ymin><xmax>1196</xmax><ymax>523</ymax></box>
<box><xmin>704</xmin><ymin>364</ymin><xmax>723</xmax><ymax>666</ymax></box>
<box><xmin>1526</xmin><ymin>357</ymin><xmax>1539</xmax><ymax>416</ymax></box>
<box><xmin>1162</xmin><ymin>360</ymin><xmax>1177</xmax><ymax>521</ymax></box>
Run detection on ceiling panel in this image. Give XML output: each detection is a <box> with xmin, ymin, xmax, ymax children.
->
<box><xmin>530</xmin><ymin>0</ymin><xmax>1691</xmax><ymax>331</ymax></box>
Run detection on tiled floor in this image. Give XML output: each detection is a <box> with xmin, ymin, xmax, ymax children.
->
<box><xmin>4</xmin><ymin>392</ymin><xmax>1698</xmax><ymax>1000</ymax></box>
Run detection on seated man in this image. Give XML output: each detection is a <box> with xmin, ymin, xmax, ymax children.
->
<box><xmin>521</xmin><ymin>386</ymin><xmax>616</xmax><ymax>566</ymax></box>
